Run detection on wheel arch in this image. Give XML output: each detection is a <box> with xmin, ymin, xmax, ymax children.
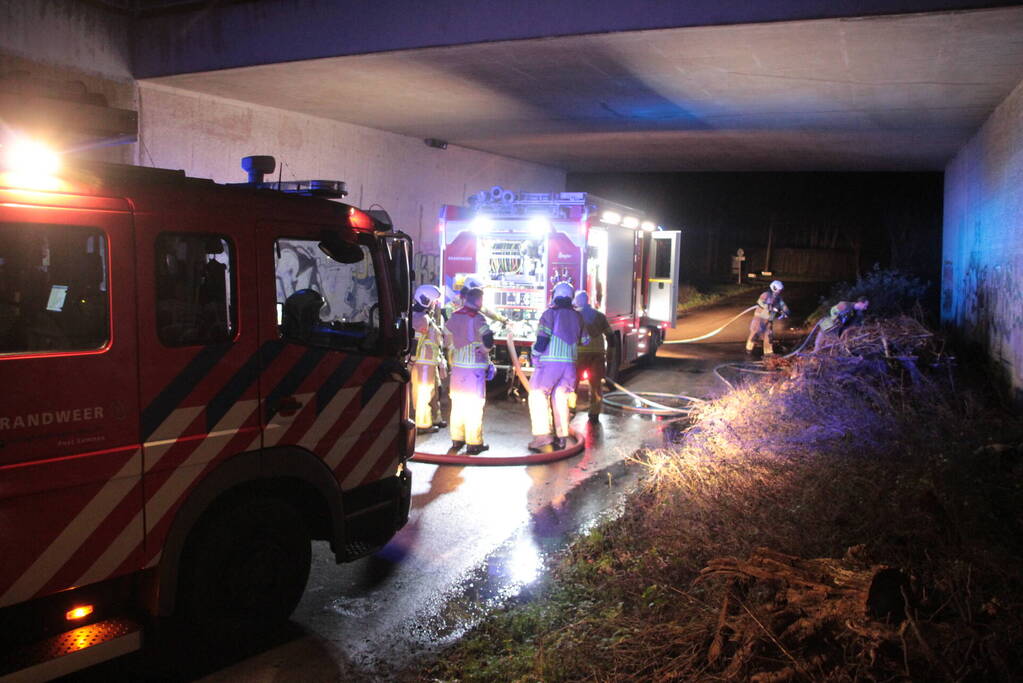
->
<box><xmin>155</xmin><ymin>446</ymin><xmax>344</xmax><ymax>617</ymax></box>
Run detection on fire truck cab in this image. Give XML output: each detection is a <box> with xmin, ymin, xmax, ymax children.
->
<box><xmin>0</xmin><ymin>153</ymin><xmax>415</xmax><ymax>680</ymax></box>
<box><xmin>439</xmin><ymin>188</ymin><xmax>681</xmax><ymax>384</ymax></box>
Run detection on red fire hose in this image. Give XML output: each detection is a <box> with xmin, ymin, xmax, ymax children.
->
<box><xmin>410</xmin><ymin>429</ymin><xmax>585</xmax><ymax>466</ymax></box>
<box><xmin>410</xmin><ymin>332</ymin><xmax>586</xmax><ymax>466</ymax></box>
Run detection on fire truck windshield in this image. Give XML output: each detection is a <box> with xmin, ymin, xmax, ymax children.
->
<box><xmin>274</xmin><ymin>238</ymin><xmax>380</xmax><ymax>352</ymax></box>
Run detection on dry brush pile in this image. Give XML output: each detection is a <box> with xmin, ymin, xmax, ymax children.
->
<box><xmin>429</xmin><ymin>316</ymin><xmax>1023</xmax><ymax>682</ymax></box>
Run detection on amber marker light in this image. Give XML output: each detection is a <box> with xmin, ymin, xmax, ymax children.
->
<box><xmin>66</xmin><ymin>605</ymin><xmax>94</xmax><ymax>621</ymax></box>
<box><xmin>348</xmin><ymin>206</ymin><xmax>374</xmax><ymax>230</ymax></box>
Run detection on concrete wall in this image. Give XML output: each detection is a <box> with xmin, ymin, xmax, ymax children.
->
<box><xmin>137</xmin><ymin>83</ymin><xmax>566</xmax><ymax>256</ymax></box>
<box><xmin>1</xmin><ymin>0</ymin><xmax>135</xmax><ymax>163</ymax></box>
<box><xmin>942</xmin><ymin>76</ymin><xmax>1023</xmax><ymax>398</ymax></box>
<box><xmin>0</xmin><ymin>0</ymin><xmax>131</xmax><ymax>80</ymax></box>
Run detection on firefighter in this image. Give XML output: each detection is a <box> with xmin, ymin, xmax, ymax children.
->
<box><xmin>573</xmin><ymin>290</ymin><xmax>612</xmax><ymax>423</ymax></box>
<box><xmin>411</xmin><ymin>284</ymin><xmax>447</xmax><ymax>433</ymax></box>
<box><xmin>444</xmin><ymin>285</ymin><xmax>494</xmax><ymax>454</ymax></box>
<box><xmin>746</xmin><ymin>280</ymin><xmax>790</xmax><ymax>356</ymax></box>
<box><xmin>528</xmin><ymin>282</ymin><xmax>588</xmax><ymax>452</ymax></box>
<box><xmin>814</xmin><ymin>297</ymin><xmax>869</xmax><ymax>352</ymax></box>
<box><xmin>444</xmin><ymin>274</ymin><xmax>510</xmax><ymax>326</ymax></box>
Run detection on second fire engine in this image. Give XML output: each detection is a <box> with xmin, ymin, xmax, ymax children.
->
<box><xmin>438</xmin><ymin>187</ymin><xmax>681</xmax><ymax>387</ymax></box>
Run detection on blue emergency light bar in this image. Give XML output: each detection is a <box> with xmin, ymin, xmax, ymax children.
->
<box><xmin>254</xmin><ymin>179</ymin><xmax>348</xmax><ymax>198</ymax></box>
<box><xmin>237</xmin><ymin>155</ymin><xmax>348</xmax><ymax>198</ymax></box>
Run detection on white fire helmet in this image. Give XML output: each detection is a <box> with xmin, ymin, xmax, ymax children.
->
<box><xmin>552</xmin><ymin>282</ymin><xmax>575</xmax><ymax>301</ymax></box>
<box><xmin>461</xmin><ymin>275</ymin><xmax>484</xmax><ymax>292</ymax></box>
<box><xmin>414</xmin><ymin>284</ymin><xmax>442</xmax><ymax>307</ymax></box>
<box><xmin>769</xmin><ymin>280</ymin><xmax>784</xmax><ymax>293</ymax></box>
<box><xmin>573</xmin><ymin>290</ymin><xmax>589</xmax><ymax>307</ymax></box>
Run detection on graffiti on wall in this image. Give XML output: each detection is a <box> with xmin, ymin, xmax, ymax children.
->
<box><xmin>941</xmin><ymin>260</ymin><xmax>953</xmax><ymax>318</ymax></box>
<box><xmin>413</xmin><ymin>252</ymin><xmax>440</xmax><ymax>290</ymax></box>
<box><xmin>959</xmin><ymin>250</ymin><xmax>1023</xmax><ymax>394</ymax></box>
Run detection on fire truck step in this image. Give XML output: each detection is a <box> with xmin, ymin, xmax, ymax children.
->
<box><xmin>0</xmin><ymin>617</ymin><xmax>142</xmax><ymax>683</ymax></box>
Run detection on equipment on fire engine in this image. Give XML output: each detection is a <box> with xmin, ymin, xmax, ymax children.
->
<box><xmin>412</xmin><ymin>285</ymin><xmax>446</xmax><ymax>433</ymax></box>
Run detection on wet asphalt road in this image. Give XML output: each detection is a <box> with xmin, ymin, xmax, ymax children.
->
<box><xmin>68</xmin><ymin>285</ymin><xmax>823</xmax><ymax>682</ymax></box>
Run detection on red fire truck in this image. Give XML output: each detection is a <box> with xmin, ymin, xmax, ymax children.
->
<box><xmin>0</xmin><ymin>148</ymin><xmax>415</xmax><ymax>679</ymax></box>
<box><xmin>438</xmin><ymin>187</ymin><xmax>681</xmax><ymax>383</ymax></box>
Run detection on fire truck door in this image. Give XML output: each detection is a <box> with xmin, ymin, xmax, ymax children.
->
<box><xmin>258</xmin><ymin>223</ymin><xmax>402</xmax><ymax>490</ymax></box>
<box><xmin>136</xmin><ymin>220</ymin><xmax>259</xmax><ymax>568</ymax></box>
<box><xmin>0</xmin><ymin>205</ymin><xmax>142</xmax><ymax>609</ymax></box>
<box><xmin>646</xmin><ymin>231</ymin><xmax>681</xmax><ymax>328</ymax></box>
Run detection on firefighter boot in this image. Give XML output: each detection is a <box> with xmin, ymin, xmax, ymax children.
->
<box><xmin>763</xmin><ymin>337</ymin><xmax>774</xmax><ymax>356</ymax></box>
<box><xmin>466</xmin><ymin>443</ymin><xmax>490</xmax><ymax>455</ymax></box>
<box><xmin>528</xmin><ymin>436</ymin><xmax>554</xmax><ymax>453</ymax></box>
<box><xmin>449</xmin><ymin>440</ymin><xmax>465</xmax><ymax>453</ymax></box>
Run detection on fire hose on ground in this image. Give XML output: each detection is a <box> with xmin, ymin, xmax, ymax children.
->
<box><xmin>409</xmin><ymin>333</ymin><xmax>586</xmax><ymax>466</ymax></box>
<box><xmin>411</xmin><ymin>313</ymin><xmax>823</xmax><ymax>465</ymax></box>
<box><xmin>601</xmin><ymin>305</ymin><xmax>760</xmax><ymax>414</ymax></box>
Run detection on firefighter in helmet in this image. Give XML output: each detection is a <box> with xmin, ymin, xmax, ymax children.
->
<box><xmin>411</xmin><ymin>284</ymin><xmax>447</xmax><ymax>433</ymax></box>
<box><xmin>814</xmin><ymin>296</ymin><xmax>869</xmax><ymax>352</ymax></box>
<box><xmin>746</xmin><ymin>280</ymin><xmax>790</xmax><ymax>356</ymax></box>
<box><xmin>444</xmin><ymin>284</ymin><xmax>495</xmax><ymax>454</ymax></box>
<box><xmin>573</xmin><ymin>289</ymin><xmax>612</xmax><ymax>422</ymax></box>
<box><xmin>528</xmin><ymin>282</ymin><xmax>588</xmax><ymax>452</ymax></box>
<box><xmin>444</xmin><ymin>274</ymin><xmax>510</xmax><ymax>326</ymax></box>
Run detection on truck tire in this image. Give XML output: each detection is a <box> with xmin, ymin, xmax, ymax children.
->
<box><xmin>638</xmin><ymin>328</ymin><xmax>660</xmax><ymax>366</ymax></box>
<box><xmin>179</xmin><ymin>495</ymin><xmax>311</xmax><ymax>644</ymax></box>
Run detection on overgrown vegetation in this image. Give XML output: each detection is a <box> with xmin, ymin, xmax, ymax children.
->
<box><xmin>424</xmin><ymin>318</ymin><xmax>1023</xmax><ymax>682</ymax></box>
<box><xmin>808</xmin><ymin>264</ymin><xmax>930</xmax><ymax>324</ymax></box>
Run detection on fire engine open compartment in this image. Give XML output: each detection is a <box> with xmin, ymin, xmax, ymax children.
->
<box><xmin>476</xmin><ymin>228</ymin><xmax>548</xmax><ymax>340</ymax></box>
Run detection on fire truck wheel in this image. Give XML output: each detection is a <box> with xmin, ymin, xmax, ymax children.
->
<box><xmin>638</xmin><ymin>329</ymin><xmax>660</xmax><ymax>366</ymax></box>
<box><xmin>179</xmin><ymin>495</ymin><xmax>311</xmax><ymax>643</ymax></box>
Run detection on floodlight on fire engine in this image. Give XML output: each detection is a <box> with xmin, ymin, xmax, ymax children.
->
<box><xmin>528</xmin><ymin>215</ymin><xmax>550</xmax><ymax>236</ymax></box>
<box><xmin>622</xmin><ymin>216</ymin><xmax>639</xmax><ymax>229</ymax></box>
<box><xmin>601</xmin><ymin>210</ymin><xmax>621</xmax><ymax>225</ymax></box>
<box><xmin>470</xmin><ymin>215</ymin><xmax>494</xmax><ymax>234</ymax></box>
<box><xmin>641</xmin><ymin>221</ymin><xmax>656</xmax><ymax>232</ymax></box>
<box><xmin>4</xmin><ymin>138</ymin><xmax>60</xmax><ymax>176</ymax></box>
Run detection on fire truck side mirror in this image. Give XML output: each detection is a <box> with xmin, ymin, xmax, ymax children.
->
<box><xmin>318</xmin><ymin>233</ymin><xmax>364</xmax><ymax>264</ymax></box>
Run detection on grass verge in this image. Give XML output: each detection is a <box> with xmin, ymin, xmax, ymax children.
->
<box><xmin>677</xmin><ymin>282</ymin><xmax>755</xmax><ymax>315</ymax></box>
<box><xmin>422</xmin><ymin>319</ymin><xmax>1023</xmax><ymax>682</ymax></box>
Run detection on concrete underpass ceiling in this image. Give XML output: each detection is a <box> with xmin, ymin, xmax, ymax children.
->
<box><xmin>145</xmin><ymin>7</ymin><xmax>1023</xmax><ymax>172</ymax></box>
